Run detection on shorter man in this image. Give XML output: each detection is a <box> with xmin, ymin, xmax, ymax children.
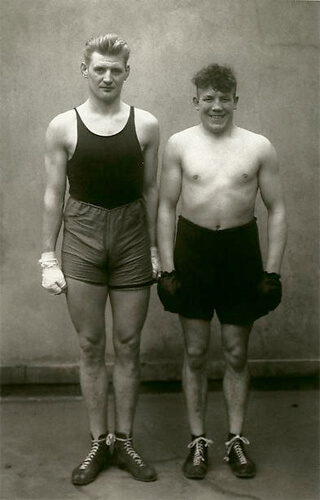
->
<box><xmin>157</xmin><ymin>64</ymin><xmax>287</xmax><ymax>479</ymax></box>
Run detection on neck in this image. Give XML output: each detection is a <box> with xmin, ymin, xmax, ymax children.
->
<box><xmin>86</xmin><ymin>95</ymin><xmax>125</xmax><ymax>116</ymax></box>
<box><xmin>200</xmin><ymin>121</ymin><xmax>236</xmax><ymax>139</ymax></box>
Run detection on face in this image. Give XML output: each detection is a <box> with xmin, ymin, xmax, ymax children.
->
<box><xmin>81</xmin><ymin>51</ymin><xmax>130</xmax><ymax>102</ymax></box>
<box><xmin>193</xmin><ymin>87</ymin><xmax>238</xmax><ymax>134</ymax></box>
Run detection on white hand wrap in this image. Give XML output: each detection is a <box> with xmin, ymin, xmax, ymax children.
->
<box><xmin>39</xmin><ymin>252</ymin><xmax>67</xmax><ymax>295</ymax></box>
<box><xmin>150</xmin><ymin>246</ymin><xmax>161</xmax><ymax>280</ymax></box>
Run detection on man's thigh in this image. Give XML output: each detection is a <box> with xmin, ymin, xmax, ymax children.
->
<box><xmin>109</xmin><ymin>288</ymin><xmax>150</xmax><ymax>344</ymax></box>
<box><xmin>66</xmin><ymin>278</ymin><xmax>108</xmax><ymax>339</ymax></box>
<box><xmin>179</xmin><ymin>317</ymin><xmax>211</xmax><ymax>353</ymax></box>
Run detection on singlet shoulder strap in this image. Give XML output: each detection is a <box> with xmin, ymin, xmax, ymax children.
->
<box><xmin>73</xmin><ymin>107</ymin><xmax>89</xmax><ymax>134</ymax></box>
<box><xmin>128</xmin><ymin>105</ymin><xmax>135</xmax><ymax>123</ymax></box>
<box><xmin>73</xmin><ymin>107</ymin><xmax>81</xmax><ymax>126</ymax></box>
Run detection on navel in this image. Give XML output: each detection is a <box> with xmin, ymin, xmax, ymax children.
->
<box><xmin>193</xmin><ymin>174</ymin><xmax>200</xmax><ymax>180</ymax></box>
<box><xmin>242</xmin><ymin>173</ymin><xmax>249</xmax><ymax>179</ymax></box>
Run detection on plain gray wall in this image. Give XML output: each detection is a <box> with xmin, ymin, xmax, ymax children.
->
<box><xmin>1</xmin><ymin>0</ymin><xmax>319</xmax><ymax>382</ymax></box>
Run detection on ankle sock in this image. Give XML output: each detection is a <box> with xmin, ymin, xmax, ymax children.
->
<box><xmin>228</xmin><ymin>432</ymin><xmax>242</xmax><ymax>440</ymax></box>
<box><xmin>115</xmin><ymin>432</ymin><xmax>131</xmax><ymax>440</ymax></box>
<box><xmin>191</xmin><ymin>434</ymin><xmax>205</xmax><ymax>440</ymax></box>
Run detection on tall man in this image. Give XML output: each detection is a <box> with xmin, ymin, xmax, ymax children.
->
<box><xmin>157</xmin><ymin>64</ymin><xmax>287</xmax><ymax>479</ymax></box>
<box><xmin>40</xmin><ymin>34</ymin><xmax>161</xmax><ymax>485</ymax></box>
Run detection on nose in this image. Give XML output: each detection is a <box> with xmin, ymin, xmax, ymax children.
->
<box><xmin>103</xmin><ymin>70</ymin><xmax>113</xmax><ymax>83</ymax></box>
<box><xmin>211</xmin><ymin>98</ymin><xmax>222</xmax><ymax>111</ymax></box>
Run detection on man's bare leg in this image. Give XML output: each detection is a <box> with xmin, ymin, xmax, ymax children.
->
<box><xmin>180</xmin><ymin>317</ymin><xmax>211</xmax><ymax>436</ymax></box>
<box><xmin>66</xmin><ymin>278</ymin><xmax>111</xmax><ymax>485</ymax></box>
<box><xmin>109</xmin><ymin>288</ymin><xmax>150</xmax><ymax>435</ymax></box>
<box><xmin>110</xmin><ymin>287</ymin><xmax>157</xmax><ymax>482</ymax></box>
<box><xmin>66</xmin><ymin>278</ymin><xmax>109</xmax><ymax>439</ymax></box>
<box><xmin>180</xmin><ymin>316</ymin><xmax>212</xmax><ymax>479</ymax></box>
<box><xmin>221</xmin><ymin>323</ymin><xmax>256</xmax><ymax>478</ymax></box>
<box><xmin>221</xmin><ymin>323</ymin><xmax>252</xmax><ymax>435</ymax></box>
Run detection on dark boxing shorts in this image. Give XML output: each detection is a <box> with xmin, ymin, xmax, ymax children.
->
<box><xmin>174</xmin><ymin>216</ymin><xmax>265</xmax><ymax>324</ymax></box>
<box><xmin>61</xmin><ymin>197</ymin><xmax>153</xmax><ymax>289</ymax></box>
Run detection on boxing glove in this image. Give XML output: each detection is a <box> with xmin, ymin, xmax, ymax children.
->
<box><xmin>257</xmin><ymin>272</ymin><xmax>282</xmax><ymax>311</ymax></box>
<box><xmin>157</xmin><ymin>270</ymin><xmax>181</xmax><ymax>313</ymax></box>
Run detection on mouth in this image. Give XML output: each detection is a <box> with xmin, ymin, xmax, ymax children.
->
<box><xmin>208</xmin><ymin>114</ymin><xmax>226</xmax><ymax>123</ymax></box>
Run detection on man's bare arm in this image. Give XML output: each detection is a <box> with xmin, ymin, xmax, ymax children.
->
<box><xmin>42</xmin><ymin>115</ymin><xmax>68</xmax><ymax>253</ymax></box>
<box><xmin>141</xmin><ymin>115</ymin><xmax>160</xmax><ymax>249</ymax></box>
<box><xmin>157</xmin><ymin>136</ymin><xmax>183</xmax><ymax>271</ymax></box>
<box><xmin>258</xmin><ymin>139</ymin><xmax>287</xmax><ymax>274</ymax></box>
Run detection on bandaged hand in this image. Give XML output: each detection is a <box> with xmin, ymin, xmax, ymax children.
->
<box><xmin>39</xmin><ymin>252</ymin><xmax>67</xmax><ymax>295</ymax></box>
<box><xmin>150</xmin><ymin>246</ymin><xmax>161</xmax><ymax>281</ymax></box>
<box><xmin>157</xmin><ymin>270</ymin><xmax>181</xmax><ymax>313</ymax></box>
<box><xmin>257</xmin><ymin>272</ymin><xmax>282</xmax><ymax>311</ymax></box>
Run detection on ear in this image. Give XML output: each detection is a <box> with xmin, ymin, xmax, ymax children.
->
<box><xmin>193</xmin><ymin>96</ymin><xmax>199</xmax><ymax>110</ymax></box>
<box><xmin>124</xmin><ymin>64</ymin><xmax>130</xmax><ymax>81</ymax></box>
<box><xmin>80</xmin><ymin>62</ymin><xmax>88</xmax><ymax>78</ymax></box>
<box><xmin>234</xmin><ymin>95</ymin><xmax>239</xmax><ymax>109</ymax></box>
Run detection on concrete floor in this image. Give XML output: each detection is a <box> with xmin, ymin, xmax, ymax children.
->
<box><xmin>1</xmin><ymin>385</ymin><xmax>319</xmax><ymax>500</ymax></box>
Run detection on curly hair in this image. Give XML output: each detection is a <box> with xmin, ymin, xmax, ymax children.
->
<box><xmin>192</xmin><ymin>64</ymin><xmax>237</xmax><ymax>95</ymax></box>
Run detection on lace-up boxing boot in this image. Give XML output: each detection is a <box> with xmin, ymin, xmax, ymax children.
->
<box><xmin>113</xmin><ymin>433</ymin><xmax>157</xmax><ymax>482</ymax></box>
<box><xmin>183</xmin><ymin>436</ymin><xmax>213</xmax><ymax>479</ymax></box>
<box><xmin>224</xmin><ymin>435</ymin><xmax>256</xmax><ymax>478</ymax></box>
<box><xmin>72</xmin><ymin>433</ymin><xmax>114</xmax><ymax>485</ymax></box>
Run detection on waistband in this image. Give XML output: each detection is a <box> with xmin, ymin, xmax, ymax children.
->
<box><xmin>178</xmin><ymin>216</ymin><xmax>257</xmax><ymax>235</ymax></box>
<box><xmin>66</xmin><ymin>196</ymin><xmax>143</xmax><ymax>213</ymax></box>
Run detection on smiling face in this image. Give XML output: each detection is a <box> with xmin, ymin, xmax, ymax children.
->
<box><xmin>81</xmin><ymin>51</ymin><xmax>130</xmax><ymax>103</ymax></box>
<box><xmin>193</xmin><ymin>86</ymin><xmax>238</xmax><ymax>135</ymax></box>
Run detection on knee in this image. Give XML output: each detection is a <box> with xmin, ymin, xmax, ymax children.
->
<box><xmin>224</xmin><ymin>344</ymin><xmax>247</xmax><ymax>372</ymax></box>
<box><xmin>79</xmin><ymin>334</ymin><xmax>105</xmax><ymax>365</ymax></box>
<box><xmin>185</xmin><ymin>344</ymin><xmax>207</xmax><ymax>371</ymax></box>
<box><xmin>113</xmin><ymin>329</ymin><xmax>140</xmax><ymax>363</ymax></box>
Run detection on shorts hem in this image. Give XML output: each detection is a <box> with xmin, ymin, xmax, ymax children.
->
<box><xmin>64</xmin><ymin>274</ymin><xmax>108</xmax><ymax>285</ymax></box>
<box><xmin>178</xmin><ymin>311</ymin><xmax>214</xmax><ymax>321</ymax></box>
<box><xmin>64</xmin><ymin>273</ymin><xmax>153</xmax><ymax>289</ymax></box>
<box><xmin>109</xmin><ymin>280</ymin><xmax>154</xmax><ymax>290</ymax></box>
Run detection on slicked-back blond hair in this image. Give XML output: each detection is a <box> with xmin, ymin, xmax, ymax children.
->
<box><xmin>83</xmin><ymin>34</ymin><xmax>130</xmax><ymax>65</ymax></box>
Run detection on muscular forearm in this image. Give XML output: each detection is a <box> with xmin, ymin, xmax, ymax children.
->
<box><xmin>265</xmin><ymin>207</ymin><xmax>287</xmax><ymax>274</ymax></box>
<box><xmin>143</xmin><ymin>183</ymin><xmax>158</xmax><ymax>247</ymax></box>
<box><xmin>42</xmin><ymin>190</ymin><xmax>64</xmax><ymax>253</ymax></box>
<box><xmin>157</xmin><ymin>203</ymin><xmax>177</xmax><ymax>271</ymax></box>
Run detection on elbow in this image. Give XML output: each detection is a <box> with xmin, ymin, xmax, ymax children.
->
<box><xmin>44</xmin><ymin>188</ymin><xmax>65</xmax><ymax>212</ymax></box>
<box><xmin>143</xmin><ymin>182</ymin><xmax>158</xmax><ymax>200</ymax></box>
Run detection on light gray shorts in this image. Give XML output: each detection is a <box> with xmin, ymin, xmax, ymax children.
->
<box><xmin>61</xmin><ymin>197</ymin><xmax>153</xmax><ymax>288</ymax></box>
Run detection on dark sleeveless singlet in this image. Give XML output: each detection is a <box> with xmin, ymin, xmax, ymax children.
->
<box><xmin>67</xmin><ymin>106</ymin><xmax>144</xmax><ymax>209</ymax></box>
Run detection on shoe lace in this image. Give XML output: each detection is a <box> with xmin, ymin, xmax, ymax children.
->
<box><xmin>80</xmin><ymin>433</ymin><xmax>114</xmax><ymax>470</ymax></box>
<box><xmin>224</xmin><ymin>435</ymin><xmax>250</xmax><ymax>464</ymax></box>
<box><xmin>188</xmin><ymin>437</ymin><xmax>213</xmax><ymax>466</ymax></box>
<box><xmin>118</xmin><ymin>437</ymin><xmax>146</xmax><ymax>468</ymax></box>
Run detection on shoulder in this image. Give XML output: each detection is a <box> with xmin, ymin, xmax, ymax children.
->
<box><xmin>46</xmin><ymin>109</ymin><xmax>76</xmax><ymax>142</ymax></box>
<box><xmin>134</xmin><ymin>107</ymin><xmax>159</xmax><ymax>147</ymax></box>
<box><xmin>237</xmin><ymin>127</ymin><xmax>277</xmax><ymax>160</ymax></box>
<box><xmin>134</xmin><ymin>107</ymin><xmax>159</xmax><ymax>131</ymax></box>
<box><xmin>165</xmin><ymin>125</ymin><xmax>199</xmax><ymax>153</ymax></box>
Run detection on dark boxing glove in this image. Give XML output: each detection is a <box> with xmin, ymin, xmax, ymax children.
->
<box><xmin>257</xmin><ymin>272</ymin><xmax>282</xmax><ymax>312</ymax></box>
<box><xmin>157</xmin><ymin>270</ymin><xmax>181</xmax><ymax>313</ymax></box>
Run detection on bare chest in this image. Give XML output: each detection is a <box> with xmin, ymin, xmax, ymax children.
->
<box><xmin>181</xmin><ymin>141</ymin><xmax>259</xmax><ymax>188</ymax></box>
